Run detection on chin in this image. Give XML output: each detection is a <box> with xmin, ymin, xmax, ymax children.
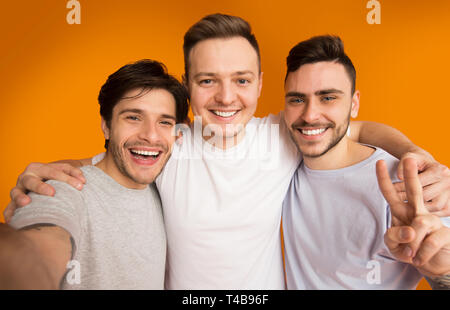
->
<box><xmin>297</xmin><ymin>144</ymin><xmax>328</xmax><ymax>158</ymax></box>
<box><xmin>131</xmin><ymin>173</ymin><xmax>157</xmax><ymax>185</ymax></box>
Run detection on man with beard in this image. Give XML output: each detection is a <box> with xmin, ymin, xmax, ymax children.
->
<box><xmin>4</xmin><ymin>15</ymin><xmax>450</xmax><ymax>289</ymax></box>
<box><xmin>282</xmin><ymin>35</ymin><xmax>450</xmax><ymax>289</ymax></box>
<box><xmin>0</xmin><ymin>59</ymin><xmax>189</xmax><ymax>289</ymax></box>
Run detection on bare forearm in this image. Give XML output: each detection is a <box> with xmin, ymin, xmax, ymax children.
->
<box><xmin>426</xmin><ymin>275</ymin><xmax>450</xmax><ymax>290</ymax></box>
<box><xmin>53</xmin><ymin>158</ymin><xmax>92</xmax><ymax>168</ymax></box>
<box><xmin>0</xmin><ymin>223</ymin><xmax>56</xmax><ymax>289</ymax></box>
<box><xmin>350</xmin><ymin>121</ymin><xmax>433</xmax><ymax>160</ymax></box>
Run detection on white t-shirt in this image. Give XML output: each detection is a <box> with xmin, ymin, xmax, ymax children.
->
<box><xmin>156</xmin><ymin>112</ymin><xmax>300</xmax><ymax>289</ymax></box>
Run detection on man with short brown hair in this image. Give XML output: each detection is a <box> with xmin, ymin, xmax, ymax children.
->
<box><xmin>5</xmin><ymin>14</ymin><xmax>450</xmax><ymax>290</ymax></box>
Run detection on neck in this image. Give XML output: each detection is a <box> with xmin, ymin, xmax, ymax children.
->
<box><xmin>95</xmin><ymin>152</ymin><xmax>147</xmax><ymax>190</ymax></box>
<box><xmin>303</xmin><ymin>137</ymin><xmax>375</xmax><ymax>170</ymax></box>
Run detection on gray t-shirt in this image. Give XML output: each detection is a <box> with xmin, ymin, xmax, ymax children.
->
<box><xmin>282</xmin><ymin>146</ymin><xmax>450</xmax><ymax>289</ymax></box>
<box><xmin>10</xmin><ymin>165</ymin><xmax>166</xmax><ymax>289</ymax></box>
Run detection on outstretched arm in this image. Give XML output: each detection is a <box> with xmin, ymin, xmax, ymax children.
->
<box><xmin>0</xmin><ymin>223</ymin><xmax>73</xmax><ymax>289</ymax></box>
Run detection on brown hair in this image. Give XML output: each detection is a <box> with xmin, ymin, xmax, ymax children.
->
<box><xmin>98</xmin><ymin>59</ymin><xmax>189</xmax><ymax>149</ymax></box>
<box><xmin>286</xmin><ymin>35</ymin><xmax>356</xmax><ymax>94</ymax></box>
<box><xmin>183</xmin><ymin>13</ymin><xmax>261</xmax><ymax>82</ymax></box>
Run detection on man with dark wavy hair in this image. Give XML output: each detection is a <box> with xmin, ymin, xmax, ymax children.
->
<box><xmin>4</xmin><ymin>15</ymin><xmax>450</xmax><ymax>289</ymax></box>
<box><xmin>0</xmin><ymin>60</ymin><xmax>188</xmax><ymax>289</ymax></box>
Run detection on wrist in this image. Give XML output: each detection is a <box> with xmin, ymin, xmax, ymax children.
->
<box><xmin>425</xmin><ymin>274</ymin><xmax>450</xmax><ymax>290</ymax></box>
<box><xmin>402</xmin><ymin>147</ymin><xmax>435</xmax><ymax>164</ymax></box>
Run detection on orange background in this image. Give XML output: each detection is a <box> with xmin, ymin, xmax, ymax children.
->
<box><xmin>1</xmin><ymin>0</ymin><xmax>449</xmax><ymax>290</ymax></box>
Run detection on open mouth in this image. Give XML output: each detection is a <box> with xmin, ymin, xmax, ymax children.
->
<box><xmin>129</xmin><ymin>148</ymin><xmax>162</xmax><ymax>162</ymax></box>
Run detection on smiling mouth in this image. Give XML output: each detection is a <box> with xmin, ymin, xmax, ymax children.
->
<box><xmin>129</xmin><ymin>149</ymin><xmax>162</xmax><ymax>160</ymax></box>
<box><xmin>298</xmin><ymin>128</ymin><xmax>327</xmax><ymax>136</ymax></box>
<box><xmin>210</xmin><ymin>110</ymin><xmax>239</xmax><ymax>118</ymax></box>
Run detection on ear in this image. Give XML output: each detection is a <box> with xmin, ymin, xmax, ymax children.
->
<box><xmin>257</xmin><ymin>71</ymin><xmax>263</xmax><ymax>98</ymax></box>
<box><xmin>350</xmin><ymin>90</ymin><xmax>360</xmax><ymax>118</ymax></box>
<box><xmin>182</xmin><ymin>74</ymin><xmax>190</xmax><ymax>92</ymax></box>
<box><xmin>101</xmin><ymin>117</ymin><xmax>110</xmax><ymax>140</ymax></box>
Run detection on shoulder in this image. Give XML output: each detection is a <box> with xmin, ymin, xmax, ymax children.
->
<box><xmin>370</xmin><ymin>147</ymin><xmax>400</xmax><ymax>182</ymax></box>
<box><xmin>248</xmin><ymin>112</ymin><xmax>283</xmax><ymax>127</ymax></box>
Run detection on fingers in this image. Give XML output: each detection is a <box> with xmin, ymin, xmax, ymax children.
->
<box><xmin>376</xmin><ymin>160</ymin><xmax>410</xmax><ymax>223</ymax></box>
<box><xmin>35</xmin><ymin>164</ymin><xmax>85</xmax><ymax>189</ymax></box>
<box><xmin>413</xmin><ymin>227</ymin><xmax>450</xmax><ymax>268</ymax></box>
<box><xmin>384</xmin><ymin>226</ymin><xmax>416</xmax><ymax>263</ymax></box>
<box><xmin>3</xmin><ymin>201</ymin><xmax>18</xmax><ymax>224</ymax></box>
<box><xmin>20</xmin><ymin>174</ymin><xmax>55</xmax><ymax>197</ymax></box>
<box><xmin>395</xmin><ymin>159</ymin><xmax>449</xmax><ymax>188</ymax></box>
<box><xmin>393</xmin><ymin>177</ymin><xmax>450</xmax><ymax>216</ymax></box>
<box><xmin>9</xmin><ymin>187</ymin><xmax>32</xmax><ymax>208</ymax></box>
<box><xmin>397</xmin><ymin>160</ymin><xmax>404</xmax><ymax>181</ymax></box>
<box><xmin>409</xmin><ymin>214</ymin><xmax>443</xmax><ymax>259</ymax></box>
<box><xmin>57</xmin><ymin>163</ymin><xmax>86</xmax><ymax>184</ymax></box>
<box><xmin>403</xmin><ymin>158</ymin><xmax>429</xmax><ymax>216</ymax></box>
<box><xmin>425</xmin><ymin>191</ymin><xmax>450</xmax><ymax>216</ymax></box>
<box><xmin>17</xmin><ymin>163</ymin><xmax>85</xmax><ymax>195</ymax></box>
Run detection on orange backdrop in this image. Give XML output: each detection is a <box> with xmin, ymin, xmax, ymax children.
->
<box><xmin>1</xmin><ymin>0</ymin><xmax>449</xmax><ymax>290</ymax></box>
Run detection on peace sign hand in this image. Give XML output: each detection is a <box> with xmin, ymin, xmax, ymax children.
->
<box><xmin>376</xmin><ymin>158</ymin><xmax>450</xmax><ymax>277</ymax></box>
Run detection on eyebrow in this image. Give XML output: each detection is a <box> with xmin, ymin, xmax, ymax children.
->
<box><xmin>118</xmin><ymin>109</ymin><xmax>177</xmax><ymax>121</ymax></box>
<box><xmin>160</xmin><ymin>114</ymin><xmax>177</xmax><ymax>121</ymax></box>
<box><xmin>315</xmin><ymin>88</ymin><xmax>344</xmax><ymax>95</ymax></box>
<box><xmin>285</xmin><ymin>88</ymin><xmax>344</xmax><ymax>98</ymax></box>
<box><xmin>285</xmin><ymin>91</ymin><xmax>306</xmax><ymax>98</ymax></box>
<box><xmin>193</xmin><ymin>70</ymin><xmax>255</xmax><ymax>79</ymax></box>
<box><xmin>118</xmin><ymin>108</ymin><xmax>144</xmax><ymax>115</ymax></box>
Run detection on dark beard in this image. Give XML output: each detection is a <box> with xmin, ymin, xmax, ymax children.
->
<box><xmin>289</xmin><ymin>112</ymin><xmax>351</xmax><ymax>159</ymax></box>
<box><xmin>109</xmin><ymin>139</ymin><xmax>141</xmax><ymax>184</ymax></box>
<box><xmin>302</xmin><ymin>121</ymin><xmax>349</xmax><ymax>158</ymax></box>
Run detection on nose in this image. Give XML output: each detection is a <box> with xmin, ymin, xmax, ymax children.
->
<box><xmin>138</xmin><ymin>120</ymin><xmax>162</xmax><ymax>144</ymax></box>
<box><xmin>214</xmin><ymin>81</ymin><xmax>237</xmax><ymax>105</ymax></box>
<box><xmin>301</xmin><ymin>100</ymin><xmax>321</xmax><ymax>124</ymax></box>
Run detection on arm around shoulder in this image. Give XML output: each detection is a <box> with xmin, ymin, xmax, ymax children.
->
<box><xmin>349</xmin><ymin>120</ymin><xmax>428</xmax><ymax>160</ymax></box>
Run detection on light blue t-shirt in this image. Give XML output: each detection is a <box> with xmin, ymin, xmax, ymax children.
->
<box><xmin>282</xmin><ymin>146</ymin><xmax>450</xmax><ymax>289</ymax></box>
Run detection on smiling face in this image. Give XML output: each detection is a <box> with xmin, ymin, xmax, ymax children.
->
<box><xmin>101</xmin><ymin>88</ymin><xmax>177</xmax><ymax>189</ymax></box>
<box><xmin>284</xmin><ymin>61</ymin><xmax>360</xmax><ymax>158</ymax></box>
<box><xmin>186</xmin><ymin>37</ymin><xmax>262</xmax><ymax>147</ymax></box>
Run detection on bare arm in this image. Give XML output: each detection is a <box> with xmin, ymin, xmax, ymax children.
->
<box><xmin>54</xmin><ymin>158</ymin><xmax>92</xmax><ymax>167</ymax></box>
<box><xmin>0</xmin><ymin>223</ymin><xmax>73</xmax><ymax>289</ymax></box>
<box><xmin>4</xmin><ymin>159</ymin><xmax>92</xmax><ymax>222</ymax></box>
<box><xmin>350</xmin><ymin>121</ymin><xmax>450</xmax><ymax>216</ymax></box>
<box><xmin>349</xmin><ymin>120</ymin><xmax>432</xmax><ymax>160</ymax></box>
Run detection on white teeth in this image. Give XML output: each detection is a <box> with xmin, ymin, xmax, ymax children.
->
<box><xmin>130</xmin><ymin>149</ymin><xmax>159</xmax><ymax>156</ymax></box>
<box><xmin>212</xmin><ymin>110</ymin><xmax>237</xmax><ymax>117</ymax></box>
<box><xmin>300</xmin><ymin>128</ymin><xmax>326</xmax><ymax>136</ymax></box>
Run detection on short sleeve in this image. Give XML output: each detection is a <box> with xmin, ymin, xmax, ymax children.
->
<box><xmin>441</xmin><ymin>217</ymin><xmax>450</xmax><ymax>228</ymax></box>
<box><xmin>91</xmin><ymin>152</ymin><xmax>105</xmax><ymax>165</ymax></box>
<box><xmin>9</xmin><ymin>180</ymin><xmax>85</xmax><ymax>255</ymax></box>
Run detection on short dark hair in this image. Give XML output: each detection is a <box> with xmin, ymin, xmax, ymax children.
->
<box><xmin>286</xmin><ymin>35</ymin><xmax>356</xmax><ymax>94</ymax></box>
<box><xmin>183</xmin><ymin>13</ymin><xmax>261</xmax><ymax>82</ymax></box>
<box><xmin>98</xmin><ymin>59</ymin><xmax>189</xmax><ymax>149</ymax></box>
